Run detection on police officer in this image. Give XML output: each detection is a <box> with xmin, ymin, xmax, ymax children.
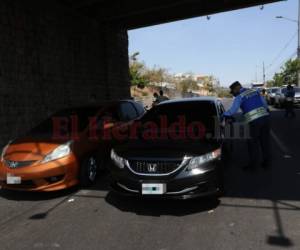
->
<box><xmin>158</xmin><ymin>90</ymin><xmax>169</xmax><ymax>102</ymax></box>
<box><xmin>223</xmin><ymin>81</ymin><xmax>271</xmax><ymax>170</ymax></box>
<box><xmin>284</xmin><ymin>84</ymin><xmax>296</xmax><ymax>118</ymax></box>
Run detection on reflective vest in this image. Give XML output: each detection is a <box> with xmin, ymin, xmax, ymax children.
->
<box><xmin>239</xmin><ymin>88</ymin><xmax>269</xmax><ymax>123</ymax></box>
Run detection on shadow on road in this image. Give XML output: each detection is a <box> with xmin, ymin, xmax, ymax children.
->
<box><xmin>105</xmin><ymin>192</ymin><xmax>220</xmax><ymax>217</ymax></box>
<box><xmin>0</xmin><ymin>186</ymin><xmax>78</xmax><ymax>201</ymax></box>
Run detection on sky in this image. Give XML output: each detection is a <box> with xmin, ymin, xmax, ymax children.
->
<box><xmin>129</xmin><ymin>0</ymin><xmax>298</xmax><ymax>86</ymax></box>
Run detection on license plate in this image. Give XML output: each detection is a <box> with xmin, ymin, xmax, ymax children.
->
<box><xmin>6</xmin><ymin>175</ymin><xmax>21</xmax><ymax>184</ymax></box>
<box><xmin>142</xmin><ymin>183</ymin><xmax>166</xmax><ymax>195</ymax></box>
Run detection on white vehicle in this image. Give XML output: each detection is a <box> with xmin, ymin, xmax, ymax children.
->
<box><xmin>274</xmin><ymin>87</ymin><xmax>300</xmax><ymax>108</ymax></box>
<box><xmin>266</xmin><ymin>87</ymin><xmax>279</xmax><ymax>105</ymax></box>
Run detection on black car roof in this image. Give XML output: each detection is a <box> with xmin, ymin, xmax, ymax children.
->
<box><xmin>157</xmin><ymin>97</ymin><xmax>219</xmax><ymax>106</ymax></box>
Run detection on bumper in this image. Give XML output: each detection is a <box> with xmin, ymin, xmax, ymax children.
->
<box><xmin>0</xmin><ymin>156</ymin><xmax>79</xmax><ymax>191</ymax></box>
<box><xmin>110</xmin><ymin>160</ymin><xmax>221</xmax><ymax>200</ymax></box>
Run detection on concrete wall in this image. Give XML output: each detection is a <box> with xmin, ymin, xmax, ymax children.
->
<box><xmin>0</xmin><ymin>0</ymin><xmax>130</xmax><ymax>146</ymax></box>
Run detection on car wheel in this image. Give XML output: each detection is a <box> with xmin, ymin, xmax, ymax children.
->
<box><xmin>80</xmin><ymin>156</ymin><xmax>99</xmax><ymax>187</ymax></box>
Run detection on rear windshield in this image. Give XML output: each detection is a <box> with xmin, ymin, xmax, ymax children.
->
<box><xmin>141</xmin><ymin>101</ymin><xmax>217</xmax><ymax>130</ymax></box>
<box><xmin>30</xmin><ymin>107</ymin><xmax>102</xmax><ymax>135</ymax></box>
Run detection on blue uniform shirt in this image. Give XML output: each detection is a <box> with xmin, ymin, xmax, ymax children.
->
<box><xmin>224</xmin><ymin>88</ymin><xmax>268</xmax><ymax>117</ymax></box>
<box><xmin>285</xmin><ymin>88</ymin><xmax>295</xmax><ymax>98</ymax></box>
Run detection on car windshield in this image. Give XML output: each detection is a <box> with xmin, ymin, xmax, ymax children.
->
<box><xmin>30</xmin><ymin>106</ymin><xmax>102</xmax><ymax>135</ymax></box>
<box><xmin>271</xmin><ymin>88</ymin><xmax>278</xmax><ymax>93</ymax></box>
<box><xmin>141</xmin><ymin>101</ymin><xmax>217</xmax><ymax>132</ymax></box>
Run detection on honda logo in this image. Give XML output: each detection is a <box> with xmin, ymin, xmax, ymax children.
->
<box><xmin>147</xmin><ymin>163</ymin><xmax>158</xmax><ymax>173</ymax></box>
<box><xmin>6</xmin><ymin>160</ymin><xmax>19</xmax><ymax>169</ymax></box>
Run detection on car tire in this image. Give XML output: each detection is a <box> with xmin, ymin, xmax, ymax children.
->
<box><xmin>79</xmin><ymin>155</ymin><xmax>99</xmax><ymax>187</ymax></box>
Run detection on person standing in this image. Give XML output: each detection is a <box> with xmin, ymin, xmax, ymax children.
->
<box><xmin>223</xmin><ymin>81</ymin><xmax>271</xmax><ymax>170</ymax></box>
<box><xmin>284</xmin><ymin>84</ymin><xmax>296</xmax><ymax>118</ymax></box>
<box><xmin>158</xmin><ymin>90</ymin><xmax>169</xmax><ymax>102</ymax></box>
<box><xmin>152</xmin><ymin>92</ymin><xmax>160</xmax><ymax>107</ymax></box>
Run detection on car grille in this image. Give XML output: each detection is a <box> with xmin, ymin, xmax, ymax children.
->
<box><xmin>4</xmin><ymin>159</ymin><xmax>37</xmax><ymax>169</ymax></box>
<box><xmin>128</xmin><ymin>160</ymin><xmax>182</xmax><ymax>175</ymax></box>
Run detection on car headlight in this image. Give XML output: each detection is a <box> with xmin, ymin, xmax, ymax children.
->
<box><xmin>186</xmin><ymin>148</ymin><xmax>221</xmax><ymax>171</ymax></box>
<box><xmin>111</xmin><ymin>149</ymin><xmax>128</xmax><ymax>169</ymax></box>
<box><xmin>41</xmin><ymin>141</ymin><xmax>72</xmax><ymax>164</ymax></box>
<box><xmin>1</xmin><ymin>141</ymin><xmax>12</xmax><ymax>161</ymax></box>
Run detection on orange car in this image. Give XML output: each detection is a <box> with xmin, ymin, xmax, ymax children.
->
<box><xmin>0</xmin><ymin>100</ymin><xmax>145</xmax><ymax>191</ymax></box>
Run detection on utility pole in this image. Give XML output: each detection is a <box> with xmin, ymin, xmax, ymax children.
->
<box><xmin>298</xmin><ymin>0</ymin><xmax>300</xmax><ymax>86</ymax></box>
<box><xmin>276</xmin><ymin>1</ymin><xmax>300</xmax><ymax>86</ymax></box>
<box><xmin>263</xmin><ymin>62</ymin><xmax>266</xmax><ymax>86</ymax></box>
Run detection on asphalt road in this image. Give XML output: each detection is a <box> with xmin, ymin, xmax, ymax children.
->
<box><xmin>0</xmin><ymin>105</ymin><xmax>299</xmax><ymax>250</ymax></box>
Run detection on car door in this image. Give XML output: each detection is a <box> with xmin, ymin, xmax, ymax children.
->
<box><xmin>216</xmin><ymin>101</ymin><xmax>225</xmax><ymax>138</ymax></box>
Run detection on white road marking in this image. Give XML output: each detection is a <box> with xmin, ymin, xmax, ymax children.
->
<box><xmin>270</xmin><ymin>129</ymin><xmax>292</xmax><ymax>158</ymax></box>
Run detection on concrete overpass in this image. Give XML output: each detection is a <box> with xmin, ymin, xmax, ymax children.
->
<box><xmin>62</xmin><ymin>0</ymin><xmax>282</xmax><ymax>29</ymax></box>
<box><xmin>0</xmin><ymin>0</ymin><xmax>281</xmax><ymax>146</ymax></box>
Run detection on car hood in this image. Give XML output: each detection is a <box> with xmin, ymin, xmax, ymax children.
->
<box><xmin>114</xmin><ymin>139</ymin><xmax>220</xmax><ymax>160</ymax></box>
<box><xmin>2</xmin><ymin>137</ymin><xmax>68</xmax><ymax>162</ymax></box>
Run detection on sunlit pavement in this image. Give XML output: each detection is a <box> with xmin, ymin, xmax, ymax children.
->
<box><xmin>0</xmin><ymin>106</ymin><xmax>299</xmax><ymax>250</ymax></box>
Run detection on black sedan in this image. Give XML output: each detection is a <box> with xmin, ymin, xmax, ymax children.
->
<box><xmin>109</xmin><ymin>97</ymin><xmax>227</xmax><ymax>199</ymax></box>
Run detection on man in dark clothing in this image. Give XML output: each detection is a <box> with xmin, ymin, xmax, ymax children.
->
<box><xmin>223</xmin><ymin>81</ymin><xmax>271</xmax><ymax>170</ymax></box>
<box><xmin>158</xmin><ymin>90</ymin><xmax>169</xmax><ymax>102</ymax></box>
<box><xmin>284</xmin><ymin>84</ymin><xmax>296</xmax><ymax>118</ymax></box>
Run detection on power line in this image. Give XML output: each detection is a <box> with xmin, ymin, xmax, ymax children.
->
<box><xmin>265</xmin><ymin>32</ymin><xmax>297</xmax><ymax>71</ymax></box>
<box><xmin>266</xmin><ymin>51</ymin><xmax>297</xmax><ymax>80</ymax></box>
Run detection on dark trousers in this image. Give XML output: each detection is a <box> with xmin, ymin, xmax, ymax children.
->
<box><xmin>285</xmin><ymin>101</ymin><xmax>295</xmax><ymax>118</ymax></box>
<box><xmin>247</xmin><ymin>116</ymin><xmax>271</xmax><ymax>167</ymax></box>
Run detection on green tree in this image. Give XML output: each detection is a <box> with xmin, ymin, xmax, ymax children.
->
<box><xmin>271</xmin><ymin>59</ymin><xmax>300</xmax><ymax>86</ymax></box>
<box><xmin>129</xmin><ymin>52</ymin><xmax>149</xmax><ymax>87</ymax></box>
<box><xmin>202</xmin><ymin>76</ymin><xmax>216</xmax><ymax>94</ymax></box>
<box><xmin>144</xmin><ymin>66</ymin><xmax>168</xmax><ymax>85</ymax></box>
<box><xmin>179</xmin><ymin>78</ymin><xmax>198</xmax><ymax>93</ymax></box>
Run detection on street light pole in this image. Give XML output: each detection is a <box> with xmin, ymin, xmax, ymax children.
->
<box><xmin>298</xmin><ymin>0</ymin><xmax>300</xmax><ymax>86</ymax></box>
<box><xmin>276</xmin><ymin>3</ymin><xmax>300</xmax><ymax>86</ymax></box>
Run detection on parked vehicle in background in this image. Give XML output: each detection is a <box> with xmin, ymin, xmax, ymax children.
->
<box><xmin>274</xmin><ymin>87</ymin><xmax>287</xmax><ymax>108</ymax></box>
<box><xmin>266</xmin><ymin>87</ymin><xmax>279</xmax><ymax>105</ymax></box>
<box><xmin>110</xmin><ymin>97</ymin><xmax>228</xmax><ymax>199</ymax></box>
<box><xmin>293</xmin><ymin>87</ymin><xmax>300</xmax><ymax>106</ymax></box>
<box><xmin>0</xmin><ymin>100</ymin><xmax>145</xmax><ymax>191</ymax></box>
<box><xmin>274</xmin><ymin>86</ymin><xmax>300</xmax><ymax>108</ymax></box>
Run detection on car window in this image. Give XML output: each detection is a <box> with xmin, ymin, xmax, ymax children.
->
<box><xmin>141</xmin><ymin>101</ymin><xmax>218</xmax><ymax>131</ymax></box>
<box><xmin>133</xmin><ymin>102</ymin><xmax>145</xmax><ymax>117</ymax></box>
<box><xmin>119</xmin><ymin>102</ymin><xmax>138</xmax><ymax>121</ymax></box>
<box><xmin>96</xmin><ymin>105</ymin><xmax>120</xmax><ymax>126</ymax></box>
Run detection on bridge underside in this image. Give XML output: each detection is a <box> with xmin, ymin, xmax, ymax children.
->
<box><xmin>0</xmin><ymin>0</ymin><xmax>281</xmax><ymax>146</ymax></box>
<box><xmin>61</xmin><ymin>0</ymin><xmax>282</xmax><ymax>29</ymax></box>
